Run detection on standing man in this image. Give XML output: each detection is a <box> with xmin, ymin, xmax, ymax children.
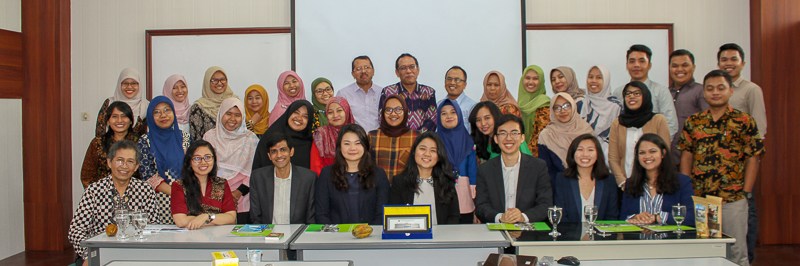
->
<box><xmin>337</xmin><ymin>55</ymin><xmax>383</xmax><ymax>132</ymax></box>
<box><xmin>438</xmin><ymin>66</ymin><xmax>476</xmax><ymax>133</ymax></box>
<box><xmin>379</xmin><ymin>53</ymin><xmax>437</xmax><ymax>133</ymax></box>
<box><xmin>679</xmin><ymin>70</ymin><xmax>764</xmax><ymax>266</ymax></box>
<box><xmin>668</xmin><ymin>49</ymin><xmax>708</xmax><ymax>166</ymax></box>
<box><xmin>613</xmin><ymin>44</ymin><xmax>679</xmax><ymax>139</ymax></box>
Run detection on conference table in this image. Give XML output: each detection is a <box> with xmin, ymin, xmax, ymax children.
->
<box><xmin>479</xmin><ymin>257</ymin><xmax>738</xmax><ymax>266</ymax></box>
<box><xmin>105</xmin><ymin>261</ymin><xmax>353</xmax><ymax>266</ymax></box>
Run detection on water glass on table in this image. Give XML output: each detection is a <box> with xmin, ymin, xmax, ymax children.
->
<box><xmin>113</xmin><ymin>211</ymin><xmax>131</xmax><ymax>241</ymax></box>
<box><xmin>672</xmin><ymin>204</ymin><xmax>687</xmax><ymax>234</ymax></box>
<box><xmin>548</xmin><ymin>206</ymin><xmax>562</xmax><ymax>237</ymax></box>
<box><xmin>132</xmin><ymin>212</ymin><xmax>149</xmax><ymax>241</ymax></box>
<box><xmin>583</xmin><ymin>205</ymin><xmax>598</xmax><ymax>232</ymax></box>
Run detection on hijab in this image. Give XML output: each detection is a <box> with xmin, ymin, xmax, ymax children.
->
<box><xmin>145</xmin><ymin>96</ymin><xmax>184</xmax><ymax>181</ymax></box>
<box><xmin>259</xmin><ymin>100</ymin><xmax>316</xmax><ymax>169</ymax></box>
<box><xmin>269</xmin><ymin>71</ymin><xmax>306</xmax><ymax>125</ymax></box>
<box><xmin>517</xmin><ymin>65</ymin><xmax>551</xmax><ymax>137</ymax></box>
<box><xmin>618</xmin><ymin>81</ymin><xmax>656</xmax><ymax>128</ymax></box>
<box><xmin>310</xmin><ymin>77</ymin><xmax>334</xmax><ymax>127</ymax></box>
<box><xmin>580</xmin><ymin>65</ymin><xmax>622</xmax><ymax>136</ymax></box>
<box><xmin>244</xmin><ymin>85</ymin><xmax>271</xmax><ymax>135</ymax></box>
<box><xmin>110</xmin><ymin>67</ymin><xmax>149</xmax><ymax>119</ymax></box>
<box><xmin>435</xmin><ymin>99</ymin><xmax>475</xmax><ymax>167</ymax></box>
<box><xmin>313</xmin><ymin>97</ymin><xmax>355</xmax><ymax>159</ymax></box>
<box><xmin>537</xmin><ymin>93</ymin><xmax>595</xmax><ymax>167</ymax></box>
<box><xmin>480</xmin><ymin>71</ymin><xmax>519</xmax><ymax>109</ymax></box>
<box><xmin>204</xmin><ymin>98</ymin><xmax>259</xmax><ymax>180</ymax></box>
<box><xmin>551</xmin><ymin>66</ymin><xmax>586</xmax><ymax>100</ymax></box>
<box><xmin>379</xmin><ymin>94</ymin><xmax>412</xmax><ymax>138</ymax></box>
<box><xmin>162</xmin><ymin>74</ymin><xmax>191</xmax><ymax>124</ymax></box>
<box><xmin>194</xmin><ymin>66</ymin><xmax>237</xmax><ymax>118</ymax></box>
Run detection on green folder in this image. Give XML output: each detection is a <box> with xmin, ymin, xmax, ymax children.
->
<box><xmin>594</xmin><ymin>223</ymin><xmax>643</xmax><ymax>233</ymax></box>
<box><xmin>641</xmin><ymin>225</ymin><xmax>696</xmax><ymax>232</ymax></box>
<box><xmin>594</xmin><ymin>220</ymin><xmax>629</xmax><ymax>224</ymax></box>
<box><xmin>486</xmin><ymin>222</ymin><xmax>550</xmax><ymax>231</ymax></box>
<box><xmin>305</xmin><ymin>224</ymin><xmax>366</xmax><ymax>232</ymax></box>
<box><xmin>230</xmin><ymin>224</ymin><xmax>273</xmax><ymax>236</ymax></box>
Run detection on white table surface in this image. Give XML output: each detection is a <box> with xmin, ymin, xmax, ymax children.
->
<box><xmin>105</xmin><ymin>260</ymin><xmax>353</xmax><ymax>266</ymax></box>
<box><xmin>561</xmin><ymin>257</ymin><xmax>738</xmax><ymax>266</ymax></box>
<box><xmin>291</xmin><ymin>224</ymin><xmax>509</xmax><ymax>250</ymax></box>
<box><xmin>84</xmin><ymin>224</ymin><xmax>305</xmax><ymax>250</ymax></box>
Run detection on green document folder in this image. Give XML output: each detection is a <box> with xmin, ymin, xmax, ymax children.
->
<box><xmin>305</xmin><ymin>224</ymin><xmax>367</xmax><ymax>232</ymax></box>
<box><xmin>486</xmin><ymin>222</ymin><xmax>550</xmax><ymax>231</ymax></box>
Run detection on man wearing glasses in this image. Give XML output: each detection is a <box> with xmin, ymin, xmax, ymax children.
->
<box><xmin>438</xmin><ymin>66</ymin><xmax>476</xmax><ymax>133</ymax></box>
<box><xmin>337</xmin><ymin>55</ymin><xmax>383</xmax><ymax>132</ymax></box>
<box><xmin>379</xmin><ymin>53</ymin><xmax>438</xmax><ymax>133</ymax></box>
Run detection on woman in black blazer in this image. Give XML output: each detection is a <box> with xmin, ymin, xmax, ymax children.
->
<box><xmin>553</xmin><ymin>134</ymin><xmax>619</xmax><ymax>222</ymax></box>
<box><xmin>389</xmin><ymin>131</ymin><xmax>460</xmax><ymax>224</ymax></box>
<box><xmin>315</xmin><ymin>124</ymin><xmax>390</xmax><ymax>225</ymax></box>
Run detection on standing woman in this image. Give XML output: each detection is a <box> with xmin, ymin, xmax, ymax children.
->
<box><xmin>95</xmin><ymin>68</ymin><xmax>149</xmax><ymax>137</ymax></box>
<box><xmin>389</xmin><ymin>132</ymin><xmax>460</xmax><ymax>225</ymax></box>
<box><xmin>468</xmin><ymin>101</ymin><xmax>532</xmax><ymax>165</ymax></box>
<box><xmin>137</xmin><ymin>96</ymin><xmax>191</xmax><ymax>224</ymax></box>
<box><xmin>553</xmin><ymin>134</ymin><xmax>619</xmax><ymax>222</ymax></box>
<box><xmin>517</xmin><ymin>65</ymin><xmax>551</xmax><ymax>156</ymax></box>
<box><xmin>171</xmin><ymin>140</ymin><xmax>237</xmax><ymax>229</ymax></box>
<box><xmin>550</xmin><ymin>66</ymin><xmax>586</xmax><ymax>104</ymax></box>
<box><xmin>481</xmin><ymin>71</ymin><xmax>521</xmax><ymax>117</ymax></box>
<box><xmin>244</xmin><ymin>85</ymin><xmax>270</xmax><ymax>138</ymax></box>
<box><xmin>311</xmin><ymin>77</ymin><xmax>335</xmax><ymax>131</ymax></box>
<box><xmin>162</xmin><ymin>74</ymin><xmax>191</xmax><ymax>133</ymax></box>
<box><xmin>81</xmin><ymin>102</ymin><xmax>140</xmax><ymax>188</ymax></box>
<box><xmin>537</xmin><ymin>93</ymin><xmax>595</xmax><ymax>185</ymax></box>
<box><xmin>315</xmin><ymin>124</ymin><xmax>390</xmax><ymax>225</ymax></box>
<box><xmin>190</xmin><ymin>66</ymin><xmax>238</xmax><ymax>142</ymax></box>
<box><xmin>253</xmin><ymin>100</ymin><xmax>321</xmax><ymax>172</ymax></box>
<box><xmin>580</xmin><ymin>65</ymin><xmax>623</xmax><ymax>162</ymax></box>
<box><xmin>269</xmin><ymin>71</ymin><xmax>306</xmax><ymax>126</ymax></box>
<box><xmin>313</xmin><ymin>97</ymin><xmax>355</xmax><ymax>172</ymax></box>
<box><xmin>368</xmin><ymin>94</ymin><xmax>419</xmax><ymax>181</ymax></box>
<box><xmin>435</xmin><ymin>99</ymin><xmax>477</xmax><ymax>224</ymax></box>
<box><xmin>608</xmin><ymin>81</ymin><xmax>671</xmax><ymax>187</ymax></box>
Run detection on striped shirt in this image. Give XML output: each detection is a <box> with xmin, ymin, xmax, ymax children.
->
<box><xmin>379</xmin><ymin>82</ymin><xmax>437</xmax><ymax>133</ymax></box>
<box><xmin>626</xmin><ymin>185</ymin><xmax>669</xmax><ymax>224</ymax></box>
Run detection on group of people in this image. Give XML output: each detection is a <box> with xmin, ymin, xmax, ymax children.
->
<box><xmin>71</xmin><ymin>43</ymin><xmax>764</xmax><ymax>266</ymax></box>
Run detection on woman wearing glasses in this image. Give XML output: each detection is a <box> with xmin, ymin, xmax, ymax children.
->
<box><xmin>537</xmin><ymin>93</ymin><xmax>595</xmax><ymax>185</ymax></box>
<box><xmin>608</xmin><ymin>81</ymin><xmax>670</xmax><ymax>188</ymax></box>
<box><xmin>369</xmin><ymin>94</ymin><xmax>419</xmax><ymax>181</ymax></box>
<box><xmin>190</xmin><ymin>66</ymin><xmax>238</xmax><ymax>141</ymax></box>
<box><xmin>313</xmin><ymin>97</ymin><xmax>356</xmax><ymax>172</ymax></box>
<box><xmin>517</xmin><ymin>65</ymin><xmax>551</xmax><ymax>156</ymax></box>
<box><xmin>269</xmin><ymin>71</ymin><xmax>307</xmax><ymax>126</ymax></box>
<box><xmin>481</xmin><ymin>71</ymin><xmax>521</xmax><ymax>117</ymax></box>
<box><xmin>81</xmin><ymin>101</ymin><xmax>140</xmax><ymax>188</ymax></box>
<box><xmin>95</xmin><ymin>68</ymin><xmax>149</xmax><ymax>137</ymax></box>
<box><xmin>172</xmin><ymin>140</ymin><xmax>237</xmax><ymax>229</ymax></box>
<box><xmin>311</xmin><ymin>77</ymin><xmax>335</xmax><ymax>131</ymax></box>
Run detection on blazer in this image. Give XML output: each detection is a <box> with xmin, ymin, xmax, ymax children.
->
<box><xmin>315</xmin><ymin>165</ymin><xmax>391</xmax><ymax>225</ymax></box>
<box><xmin>620</xmin><ymin>173</ymin><xmax>696</xmax><ymax>226</ymax></box>
<box><xmin>537</xmin><ymin>144</ymin><xmax>565</xmax><ymax>187</ymax></box>
<box><xmin>388</xmin><ymin>173</ymin><xmax>460</xmax><ymax>225</ymax></box>
<box><xmin>607</xmin><ymin>114</ymin><xmax>671</xmax><ymax>185</ymax></box>
<box><xmin>249</xmin><ymin>164</ymin><xmax>317</xmax><ymax>224</ymax></box>
<box><xmin>474</xmin><ymin>153</ymin><xmax>553</xmax><ymax>223</ymax></box>
<box><xmin>553</xmin><ymin>172</ymin><xmax>619</xmax><ymax>222</ymax></box>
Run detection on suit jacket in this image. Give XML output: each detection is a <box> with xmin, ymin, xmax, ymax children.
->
<box><xmin>553</xmin><ymin>172</ymin><xmax>619</xmax><ymax>222</ymax></box>
<box><xmin>607</xmin><ymin>114</ymin><xmax>671</xmax><ymax>185</ymax></box>
<box><xmin>388</xmin><ymin>173</ymin><xmax>460</xmax><ymax>224</ymax></box>
<box><xmin>620</xmin><ymin>173</ymin><xmax>696</xmax><ymax>226</ymax></box>
<box><xmin>249</xmin><ymin>164</ymin><xmax>317</xmax><ymax>224</ymax></box>
<box><xmin>315</xmin><ymin>166</ymin><xmax>391</xmax><ymax>225</ymax></box>
<box><xmin>474</xmin><ymin>154</ymin><xmax>552</xmax><ymax>223</ymax></box>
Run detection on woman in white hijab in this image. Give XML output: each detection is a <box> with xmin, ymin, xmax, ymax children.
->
<box><xmin>580</xmin><ymin>65</ymin><xmax>623</xmax><ymax>162</ymax></box>
<box><xmin>94</xmin><ymin>67</ymin><xmax>149</xmax><ymax>137</ymax></box>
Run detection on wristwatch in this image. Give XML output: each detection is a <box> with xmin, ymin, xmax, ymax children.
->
<box><xmin>205</xmin><ymin>213</ymin><xmax>216</xmax><ymax>224</ymax></box>
<box><xmin>746</xmin><ymin>191</ymin><xmax>754</xmax><ymax>199</ymax></box>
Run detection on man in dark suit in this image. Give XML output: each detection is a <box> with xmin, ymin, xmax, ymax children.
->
<box><xmin>250</xmin><ymin>133</ymin><xmax>316</xmax><ymax>224</ymax></box>
<box><xmin>474</xmin><ymin>114</ymin><xmax>552</xmax><ymax>223</ymax></box>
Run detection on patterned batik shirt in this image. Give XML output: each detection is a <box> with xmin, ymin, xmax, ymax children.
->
<box><xmin>379</xmin><ymin>82</ymin><xmax>437</xmax><ymax>133</ymax></box>
<box><xmin>526</xmin><ymin>106</ymin><xmax>551</xmax><ymax>157</ymax></box>
<box><xmin>368</xmin><ymin>129</ymin><xmax>419</xmax><ymax>181</ymax></box>
<box><xmin>189</xmin><ymin>103</ymin><xmax>216</xmax><ymax>142</ymax></box>
<box><xmin>678</xmin><ymin>106</ymin><xmax>764</xmax><ymax>202</ymax></box>
<box><xmin>137</xmin><ymin>131</ymin><xmax>191</xmax><ymax>225</ymax></box>
<box><xmin>68</xmin><ymin>175</ymin><xmax>157</xmax><ymax>259</ymax></box>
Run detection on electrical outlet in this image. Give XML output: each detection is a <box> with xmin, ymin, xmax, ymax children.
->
<box><xmin>81</xmin><ymin>112</ymin><xmax>90</xmax><ymax>121</ymax></box>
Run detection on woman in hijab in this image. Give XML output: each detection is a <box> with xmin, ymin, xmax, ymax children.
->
<box><xmin>550</xmin><ymin>66</ymin><xmax>586</xmax><ymax>104</ymax></box>
<box><xmin>244</xmin><ymin>85</ymin><xmax>270</xmax><ymax>138</ymax></box>
<box><xmin>311</xmin><ymin>77</ymin><xmax>335</xmax><ymax>131</ymax></box>
<box><xmin>313</xmin><ymin>97</ymin><xmax>355</xmax><ymax>173</ymax></box>
<box><xmin>538</xmin><ymin>93</ymin><xmax>595</xmax><ymax>185</ymax></box>
<box><xmin>253</xmin><ymin>100</ymin><xmax>321</xmax><ymax>172</ymax></box>
<box><xmin>468</xmin><ymin>101</ymin><xmax>533</xmax><ymax>165</ymax></box>
<box><xmin>95</xmin><ymin>68</ymin><xmax>149</xmax><ymax>137</ymax></box>
<box><xmin>608</xmin><ymin>81</ymin><xmax>670</xmax><ymax>187</ymax></box>
<box><xmin>81</xmin><ymin>102</ymin><xmax>140</xmax><ymax>188</ymax></box>
<box><xmin>269</xmin><ymin>71</ymin><xmax>306</xmax><ymax>126</ymax></box>
<box><xmin>137</xmin><ymin>96</ymin><xmax>191</xmax><ymax>224</ymax></box>
<box><xmin>203</xmin><ymin>98</ymin><xmax>260</xmax><ymax>223</ymax></box>
<box><xmin>435</xmin><ymin>99</ymin><xmax>477</xmax><ymax>224</ymax></box>
<box><xmin>580</xmin><ymin>65</ymin><xmax>623</xmax><ymax>162</ymax></box>
<box><xmin>190</xmin><ymin>66</ymin><xmax>238</xmax><ymax>141</ymax></box>
<box><xmin>517</xmin><ymin>65</ymin><xmax>552</xmax><ymax>156</ymax></box>
<box><xmin>481</xmin><ymin>71</ymin><xmax>521</xmax><ymax>117</ymax></box>
<box><xmin>162</xmin><ymin>74</ymin><xmax>191</xmax><ymax>133</ymax></box>
<box><xmin>368</xmin><ymin>94</ymin><xmax>420</xmax><ymax>181</ymax></box>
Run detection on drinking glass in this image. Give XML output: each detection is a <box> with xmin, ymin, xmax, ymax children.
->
<box><xmin>583</xmin><ymin>205</ymin><xmax>599</xmax><ymax>231</ymax></box>
<box><xmin>548</xmin><ymin>206</ymin><xmax>562</xmax><ymax>237</ymax></box>
<box><xmin>132</xmin><ymin>212</ymin><xmax>149</xmax><ymax>241</ymax></box>
<box><xmin>114</xmin><ymin>213</ymin><xmax>131</xmax><ymax>241</ymax></box>
<box><xmin>672</xmin><ymin>204</ymin><xmax>687</xmax><ymax>234</ymax></box>
<box><xmin>247</xmin><ymin>250</ymin><xmax>262</xmax><ymax>266</ymax></box>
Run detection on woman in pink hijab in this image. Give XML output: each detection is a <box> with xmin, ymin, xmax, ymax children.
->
<box><xmin>162</xmin><ymin>74</ymin><xmax>191</xmax><ymax>133</ymax></box>
<box><xmin>269</xmin><ymin>71</ymin><xmax>306</xmax><ymax>126</ymax></box>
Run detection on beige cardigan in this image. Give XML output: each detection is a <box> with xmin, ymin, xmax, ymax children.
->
<box><xmin>607</xmin><ymin>114</ymin><xmax>671</xmax><ymax>186</ymax></box>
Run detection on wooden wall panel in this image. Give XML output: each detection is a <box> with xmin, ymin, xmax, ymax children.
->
<box><xmin>0</xmin><ymin>29</ymin><xmax>23</xmax><ymax>99</ymax></box>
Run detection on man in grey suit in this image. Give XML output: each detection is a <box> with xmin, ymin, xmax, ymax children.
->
<box><xmin>250</xmin><ymin>133</ymin><xmax>316</xmax><ymax>224</ymax></box>
<box><xmin>474</xmin><ymin>114</ymin><xmax>552</xmax><ymax>223</ymax></box>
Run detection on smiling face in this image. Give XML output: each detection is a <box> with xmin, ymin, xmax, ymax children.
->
<box><xmin>191</xmin><ymin>146</ymin><xmax>214</xmax><ymax>178</ymax></box>
<box><xmin>624</xmin><ymin>86</ymin><xmax>644</xmax><ymax>111</ymax></box>
<box><xmin>718</xmin><ymin>49</ymin><xmax>745</xmax><ymax>80</ymax></box>
<box><xmin>553</xmin><ymin>96</ymin><xmax>572</xmax><ymax>123</ymax></box>
<box><xmin>209</xmin><ymin>71</ymin><xmax>227</xmax><ymax>94</ymax></box>
<box><xmin>670</xmin><ymin>55</ymin><xmax>695</xmax><ymax>87</ymax></box>
<box><xmin>283</xmin><ymin>75</ymin><xmax>301</xmax><ymax>97</ymax></box>
<box><xmin>703</xmin><ymin>76</ymin><xmax>733</xmax><ymax>108</ymax></box>
<box><xmin>586</xmin><ymin>67</ymin><xmax>604</xmax><ymax>94</ymax></box>
<box><xmin>574</xmin><ymin>139</ymin><xmax>598</xmax><ymax>169</ymax></box>
<box><xmin>440</xmin><ymin>104</ymin><xmax>459</xmax><ymax>129</ymax></box>
<box><xmin>395</xmin><ymin>56</ymin><xmax>419</xmax><ymax>86</ymax></box>
<box><xmin>246</xmin><ymin>90</ymin><xmax>264</xmax><ymax>113</ymax></box>
<box><xmin>475</xmin><ymin>107</ymin><xmax>495</xmax><ymax>135</ymax></box>
<box><xmin>107</xmin><ymin>107</ymin><xmax>132</xmax><ymax>134</ymax></box>
<box><xmin>152</xmin><ymin>102</ymin><xmax>174</xmax><ymax>129</ymax></box>
<box><xmin>485</xmin><ymin>74</ymin><xmax>502</xmax><ymax>100</ymax></box>
<box><xmin>314</xmin><ymin>82</ymin><xmax>333</xmax><ymax>105</ymax></box>
<box><xmin>352</xmin><ymin>58</ymin><xmax>374</xmax><ymax>86</ymax></box>
<box><xmin>384</xmin><ymin>98</ymin><xmax>405</xmax><ymax>127</ymax></box>
<box><xmin>221</xmin><ymin>106</ymin><xmax>243</xmax><ymax>131</ymax></box>
<box><xmin>267</xmin><ymin>140</ymin><xmax>294</xmax><ymax>170</ymax></box>
<box><xmin>550</xmin><ymin>70</ymin><xmax>568</xmax><ymax>92</ymax></box>
<box><xmin>326</xmin><ymin>102</ymin><xmax>346</xmax><ymax>127</ymax></box>
<box><xmin>637</xmin><ymin>140</ymin><xmax>663</xmax><ymax>172</ymax></box>
<box><xmin>171</xmin><ymin>80</ymin><xmax>188</xmax><ymax>102</ymax></box>
<box><xmin>523</xmin><ymin>69</ymin><xmax>540</xmax><ymax>93</ymax></box>
<box><xmin>288</xmin><ymin>105</ymin><xmax>309</xmax><ymax>132</ymax></box>
<box><xmin>120</xmin><ymin>78</ymin><xmax>139</xmax><ymax>99</ymax></box>
<box><xmin>340</xmin><ymin>132</ymin><xmax>364</xmax><ymax>164</ymax></box>
<box><xmin>107</xmin><ymin>148</ymin><xmax>139</xmax><ymax>182</ymax></box>
<box><xmin>493</xmin><ymin>120</ymin><xmax>524</xmax><ymax>155</ymax></box>
<box><xmin>444</xmin><ymin>68</ymin><xmax>467</xmax><ymax>98</ymax></box>
<box><xmin>414</xmin><ymin>137</ymin><xmax>439</xmax><ymax>172</ymax></box>
<box><xmin>626</xmin><ymin>51</ymin><xmax>652</xmax><ymax>81</ymax></box>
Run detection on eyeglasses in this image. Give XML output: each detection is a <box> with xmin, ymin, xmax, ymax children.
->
<box><xmin>354</xmin><ymin>66</ymin><xmax>373</xmax><ymax>72</ymax></box>
<box><xmin>496</xmin><ymin>131</ymin><xmax>521</xmax><ymax>139</ymax></box>
<box><xmin>445</xmin><ymin>77</ymin><xmax>465</xmax><ymax>83</ymax></box>
<box><xmin>315</xmin><ymin>87</ymin><xmax>333</xmax><ymax>95</ymax></box>
<box><xmin>121</xmin><ymin>82</ymin><xmax>139</xmax><ymax>88</ymax></box>
<box><xmin>113</xmin><ymin>158</ymin><xmax>137</xmax><ymax>167</ymax></box>
<box><xmin>152</xmin><ymin>107</ymin><xmax>173</xmax><ymax>117</ymax></box>
<box><xmin>552</xmin><ymin>102</ymin><xmax>572</xmax><ymax>113</ymax></box>
<box><xmin>397</xmin><ymin>64</ymin><xmax>417</xmax><ymax>71</ymax></box>
<box><xmin>210</xmin><ymin>78</ymin><xmax>228</xmax><ymax>84</ymax></box>
<box><xmin>384</xmin><ymin>107</ymin><xmax>405</xmax><ymax>114</ymax></box>
<box><xmin>624</xmin><ymin>91</ymin><xmax>643</xmax><ymax>98</ymax></box>
<box><xmin>191</xmin><ymin>155</ymin><xmax>214</xmax><ymax>164</ymax></box>
<box><xmin>269</xmin><ymin>147</ymin><xmax>291</xmax><ymax>156</ymax></box>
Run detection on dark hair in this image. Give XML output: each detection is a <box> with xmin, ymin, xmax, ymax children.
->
<box><xmin>445</xmin><ymin>66</ymin><xmax>467</xmax><ymax>81</ymax></box>
<box><xmin>623</xmin><ymin>81</ymin><xmax>649</xmax><ymax>100</ymax></box>
<box><xmin>625</xmin><ymin>134</ymin><xmax>680</xmax><ymax>198</ymax></box>
<box><xmin>395</xmin><ymin>53</ymin><xmax>419</xmax><ymax>70</ymax></box>
<box><xmin>493</xmin><ymin>114</ymin><xmax>525</xmax><ymax>136</ymax></box>
<box><xmin>718</xmin><ymin>43</ymin><xmax>745</xmax><ymax>62</ymax></box>
<box><xmin>102</xmin><ymin>101</ymin><xmax>135</xmax><ymax>154</ymax></box>
<box><xmin>669</xmin><ymin>49</ymin><xmax>695</xmax><ymax>65</ymax></box>
<box><xmin>396</xmin><ymin>132</ymin><xmax>457</xmax><ymax>204</ymax></box>
<box><xmin>180</xmin><ymin>140</ymin><xmax>219</xmax><ymax>215</ymax></box>
<box><xmin>107</xmin><ymin>139</ymin><xmax>142</xmax><ymax>164</ymax></box>
<box><xmin>331</xmin><ymin>124</ymin><xmax>375</xmax><ymax>192</ymax></box>
<box><xmin>703</xmin><ymin>69</ymin><xmax>733</xmax><ymax>88</ymax></box>
<box><xmin>351</xmin><ymin>55</ymin><xmax>373</xmax><ymax>71</ymax></box>
<box><xmin>626</xmin><ymin>44</ymin><xmax>653</xmax><ymax>62</ymax></box>
<box><xmin>265</xmin><ymin>132</ymin><xmax>294</xmax><ymax>151</ymax></box>
<box><xmin>562</xmin><ymin>134</ymin><xmax>610</xmax><ymax>180</ymax></box>
<box><xmin>468</xmin><ymin>101</ymin><xmax>503</xmax><ymax>160</ymax></box>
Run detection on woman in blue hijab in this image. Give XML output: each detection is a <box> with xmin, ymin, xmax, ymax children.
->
<box><xmin>435</xmin><ymin>99</ymin><xmax>477</xmax><ymax>224</ymax></box>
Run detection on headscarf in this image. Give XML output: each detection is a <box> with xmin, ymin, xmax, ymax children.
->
<box><xmin>379</xmin><ymin>94</ymin><xmax>412</xmax><ymax>138</ymax></box>
<box><xmin>269</xmin><ymin>71</ymin><xmax>306</xmax><ymax>125</ymax></box>
<box><xmin>517</xmin><ymin>65</ymin><xmax>551</xmax><ymax>138</ymax></box>
<box><xmin>580</xmin><ymin>65</ymin><xmax>622</xmax><ymax>136</ymax></box>
<box><xmin>551</xmin><ymin>66</ymin><xmax>586</xmax><ymax>100</ymax></box>
<box><xmin>145</xmin><ymin>96</ymin><xmax>184</xmax><ymax>181</ymax></box>
<box><xmin>162</xmin><ymin>74</ymin><xmax>191</xmax><ymax>124</ymax></box>
<box><xmin>618</xmin><ymin>81</ymin><xmax>656</xmax><ymax>128</ymax></box>
<box><xmin>313</xmin><ymin>97</ymin><xmax>355</xmax><ymax>159</ymax></box>
<box><xmin>194</xmin><ymin>66</ymin><xmax>237</xmax><ymax>118</ymax></box>
<box><xmin>435</xmin><ymin>99</ymin><xmax>474</xmax><ymax>167</ymax></box>
<box><xmin>310</xmin><ymin>77</ymin><xmax>334</xmax><ymax>127</ymax></box>
<box><xmin>259</xmin><ymin>100</ymin><xmax>316</xmax><ymax>169</ymax></box>
<box><xmin>204</xmin><ymin>98</ymin><xmax>258</xmax><ymax>180</ymax></box>
<box><xmin>244</xmin><ymin>85</ymin><xmax>271</xmax><ymax>135</ymax></box>
<box><xmin>480</xmin><ymin>71</ymin><xmax>519</xmax><ymax>109</ymax></box>
<box><xmin>537</xmin><ymin>93</ymin><xmax>595</xmax><ymax>167</ymax></box>
<box><xmin>110</xmin><ymin>67</ymin><xmax>149</xmax><ymax>119</ymax></box>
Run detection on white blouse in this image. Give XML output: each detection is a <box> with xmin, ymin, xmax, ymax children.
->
<box><xmin>413</xmin><ymin>177</ymin><xmax>438</xmax><ymax>225</ymax></box>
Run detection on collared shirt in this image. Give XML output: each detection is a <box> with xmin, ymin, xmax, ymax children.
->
<box><xmin>730</xmin><ymin>78</ymin><xmax>767</xmax><ymax>137</ymax></box>
<box><xmin>273</xmin><ymin>168</ymin><xmax>292</xmax><ymax>224</ymax></box>
<box><xmin>613</xmin><ymin>78</ymin><xmax>679</xmax><ymax>139</ymax></box>
<box><xmin>380</xmin><ymin>82</ymin><xmax>437</xmax><ymax>133</ymax></box>
<box><xmin>678</xmin><ymin>107</ymin><xmax>765</xmax><ymax>202</ymax></box>
<box><xmin>337</xmin><ymin>82</ymin><xmax>383</xmax><ymax>132</ymax></box>
<box><xmin>669</xmin><ymin>79</ymin><xmax>709</xmax><ymax>164</ymax></box>
<box><xmin>625</xmin><ymin>185</ymin><xmax>668</xmax><ymax>224</ymax></box>
<box><xmin>437</xmin><ymin>93</ymin><xmax>477</xmax><ymax>133</ymax></box>
<box><xmin>494</xmin><ymin>154</ymin><xmax>529</xmax><ymax>223</ymax></box>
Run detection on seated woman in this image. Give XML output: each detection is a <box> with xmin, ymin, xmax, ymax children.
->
<box><xmin>550</xmin><ymin>66</ymin><xmax>586</xmax><ymax>103</ymax></box>
<box><xmin>435</xmin><ymin>99</ymin><xmax>478</xmax><ymax>224</ymax></box>
<box><xmin>162</xmin><ymin>74</ymin><xmax>191</xmax><ymax>133</ymax></box>
<box><xmin>190</xmin><ymin>66</ymin><xmax>238</xmax><ymax>141</ymax></box>
<box><xmin>481</xmin><ymin>71</ymin><xmax>521</xmax><ymax>117</ymax></box>
<box><xmin>81</xmin><ymin>101</ymin><xmax>140</xmax><ymax>188</ymax></box>
<box><xmin>313</xmin><ymin>97</ymin><xmax>355</xmax><ymax>172</ymax></box>
<box><xmin>95</xmin><ymin>68</ymin><xmax>148</xmax><ymax>137</ymax></box>
<box><xmin>579</xmin><ymin>65</ymin><xmax>622</xmax><ymax>163</ymax></box>
<box><xmin>538</xmin><ymin>93</ymin><xmax>595</xmax><ymax>184</ymax></box>
<box><xmin>171</xmin><ymin>140</ymin><xmax>237</xmax><ymax>229</ymax></box>
<box><xmin>244</xmin><ymin>84</ymin><xmax>270</xmax><ymax>138</ymax></box>
<box><xmin>553</xmin><ymin>134</ymin><xmax>619</xmax><ymax>222</ymax></box>
<box><xmin>316</xmin><ymin>124</ymin><xmax>390</xmax><ymax>225</ymax></box>
<box><xmin>620</xmin><ymin>133</ymin><xmax>695</xmax><ymax>226</ymax></box>
<box><xmin>269</xmin><ymin>71</ymin><xmax>306</xmax><ymax>126</ymax></box>
<box><xmin>368</xmin><ymin>95</ymin><xmax>419</xmax><ymax>181</ymax></box>
<box><xmin>389</xmin><ymin>132</ymin><xmax>460</xmax><ymax>225</ymax></box>
<box><xmin>517</xmin><ymin>65</ymin><xmax>551</xmax><ymax>156</ymax></box>
<box><xmin>253</xmin><ymin>100</ymin><xmax>321</xmax><ymax>173</ymax></box>
<box><xmin>311</xmin><ymin>77</ymin><xmax>335</xmax><ymax>131</ymax></box>
<box><xmin>468</xmin><ymin>101</ymin><xmax>532</xmax><ymax>165</ymax></box>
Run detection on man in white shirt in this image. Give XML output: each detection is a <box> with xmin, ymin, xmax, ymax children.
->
<box><xmin>337</xmin><ymin>55</ymin><xmax>382</xmax><ymax>132</ymax></box>
<box><xmin>437</xmin><ymin>66</ymin><xmax>477</xmax><ymax>133</ymax></box>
